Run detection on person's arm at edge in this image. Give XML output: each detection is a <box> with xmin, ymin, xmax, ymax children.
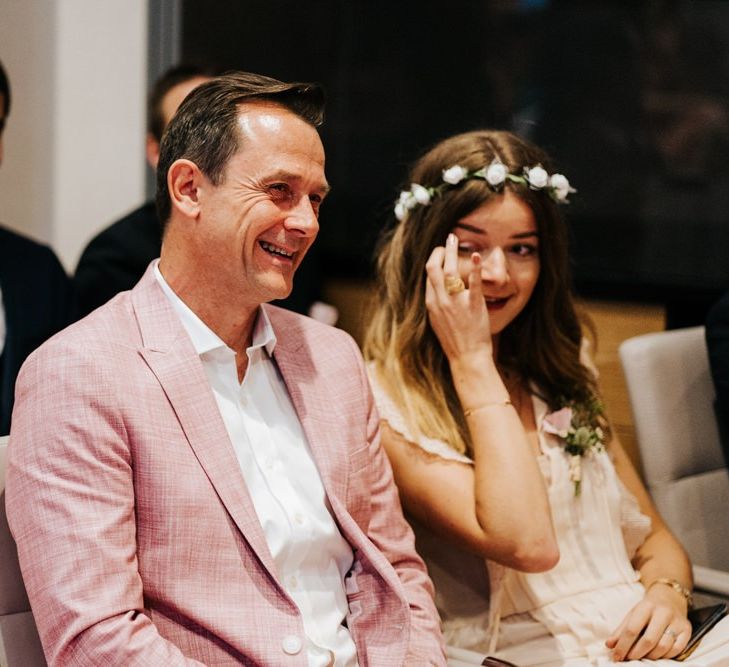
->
<box><xmin>5</xmin><ymin>342</ymin><xmax>205</xmax><ymax>666</ymax></box>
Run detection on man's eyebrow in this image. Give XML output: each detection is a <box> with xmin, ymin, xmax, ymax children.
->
<box><xmin>266</xmin><ymin>170</ymin><xmax>331</xmax><ymax>195</ymax></box>
<box><xmin>454</xmin><ymin>222</ymin><xmax>538</xmax><ymax>240</ymax></box>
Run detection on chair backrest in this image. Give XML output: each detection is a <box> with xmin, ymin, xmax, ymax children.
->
<box><xmin>619</xmin><ymin>326</ymin><xmax>729</xmax><ymax>571</ymax></box>
<box><xmin>0</xmin><ymin>435</ymin><xmax>47</xmax><ymax>666</ymax></box>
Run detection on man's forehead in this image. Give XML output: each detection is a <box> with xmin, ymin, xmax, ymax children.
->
<box><xmin>235</xmin><ymin>101</ymin><xmax>295</xmax><ymax>134</ymax></box>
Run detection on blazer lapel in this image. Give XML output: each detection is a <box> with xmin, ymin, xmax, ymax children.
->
<box><xmin>131</xmin><ymin>268</ymin><xmax>280</xmax><ymax>581</ymax></box>
<box><xmin>267</xmin><ymin>308</ymin><xmax>348</xmax><ymax>503</ymax></box>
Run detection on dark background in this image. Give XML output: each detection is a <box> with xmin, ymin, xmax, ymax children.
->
<box><xmin>181</xmin><ymin>0</ymin><xmax>729</xmax><ymax>326</ymax></box>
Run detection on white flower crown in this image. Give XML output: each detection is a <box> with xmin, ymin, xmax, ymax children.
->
<box><xmin>394</xmin><ymin>158</ymin><xmax>576</xmax><ymax>221</ymax></box>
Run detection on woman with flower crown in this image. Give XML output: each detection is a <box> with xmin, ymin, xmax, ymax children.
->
<box><xmin>363</xmin><ymin>129</ymin><xmax>729</xmax><ymax>666</ymax></box>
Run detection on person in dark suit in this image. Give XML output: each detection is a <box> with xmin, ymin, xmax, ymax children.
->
<box><xmin>706</xmin><ymin>289</ymin><xmax>729</xmax><ymax>462</ymax></box>
<box><xmin>0</xmin><ymin>59</ymin><xmax>75</xmax><ymax>434</ymax></box>
<box><xmin>74</xmin><ymin>65</ymin><xmax>213</xmax><ymax>317</ymax></box>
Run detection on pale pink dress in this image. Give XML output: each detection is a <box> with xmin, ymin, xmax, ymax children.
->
<box><xmin>368</xmin><ymin>369</ymin><xmax>729</xmax><ymax>666</ymax></box>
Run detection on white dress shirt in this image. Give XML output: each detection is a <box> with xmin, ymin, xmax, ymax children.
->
<box><xmin>155</xmin><ymin>264</ymin><xmax>358</xmax><ymax>667</ymax></box>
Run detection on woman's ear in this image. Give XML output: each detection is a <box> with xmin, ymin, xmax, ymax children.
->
<box><xmin>167</xmin><ymin>159</ymin><xmax>203</xmax><ymax>219</ymax></box>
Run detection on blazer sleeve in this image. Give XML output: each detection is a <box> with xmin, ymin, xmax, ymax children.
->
<box><xmin>5</xmin><ymin>341</ymin><xmax>205</xmax><ymax>667</ymax></box>
<box><xmin>350</xmin><ymin>339</ymin><xmax>446</xmax><ymax>665</ymax></box>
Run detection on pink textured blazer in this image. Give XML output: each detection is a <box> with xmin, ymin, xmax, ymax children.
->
<box><xmin>6</xmin><ymin>267</ymin><xmax>445</xmax><ymax>666</ymax></box>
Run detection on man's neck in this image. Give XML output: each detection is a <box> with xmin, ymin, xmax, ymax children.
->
<box><xmin>158</xmin><ymin>259</ymin><xmax>258</xmax><ymax>360</ymax></box>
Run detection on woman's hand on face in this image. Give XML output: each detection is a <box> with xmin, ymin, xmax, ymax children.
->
<box><xmin>425</xmin><ymin>233</ymin><xmax>491</xmax><ymax>364</ymax></box>
<box><xmin>605</xmin><ymin>585</ymin><xmax>691</xmax><ymax>661</ymax></box>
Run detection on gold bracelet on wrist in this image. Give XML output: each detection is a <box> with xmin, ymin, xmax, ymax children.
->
<box><xmin>463</xmin><ymin>399</ymin><xmax>513</xmax><ymax>418</ymax></box>
<box><xmin>649</xmin><ymin>577</ymin><xmax>693</xmax><ymax>607</ymax></box>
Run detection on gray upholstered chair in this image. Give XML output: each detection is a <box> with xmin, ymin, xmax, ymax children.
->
<box><xmin>619</xmin><ymin>326</ymin><xmax>729</xmax><ymax>601</ymax></box>
<box><xmin>0</xmin><ymin>434</ymin><xmax>46</xmax><ymax>666</ymax></box>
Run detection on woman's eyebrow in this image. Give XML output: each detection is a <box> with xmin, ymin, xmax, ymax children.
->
<box><xmin>454</xmin><ymin>222</ymin><xmax>485</xmax><ymax>234</ymax></box>
<box><xmin>453</xmin><ymin>223</ymin><xmax>539</xmax><ymax>240</ymax></box>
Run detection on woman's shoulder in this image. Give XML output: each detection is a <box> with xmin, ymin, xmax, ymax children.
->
<box><xmin>366</xmin><ymin>362</ymin><xmax>472</xmax><ymax>464</ymax></box>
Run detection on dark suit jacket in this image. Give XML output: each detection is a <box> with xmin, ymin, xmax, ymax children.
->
<box><xmin>74</xmin><ymin>202</ymin><xmax>161</xmax><ymax>317</ymax></box>
<box><xmin>75</xmin><ymin>201</ymin><xmax>323</xmax><ymax>318</ymax></box>
<box><xmin>706</xmin><ymin>289</ymin><xmax>729</xmax><ymax>463</ymax></box>
<box><xmin>0</xmin><ymin>225</ymin><xmax>76</xmax><ymax>434</ymax></box>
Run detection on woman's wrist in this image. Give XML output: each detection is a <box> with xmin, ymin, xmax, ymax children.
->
<box><xmin>449</xmin><ymin>351</ymin><xmax>503</xmax><ymax>395</ymax></box>
<box><xmin>647</xmin><ymin>577</ymin><xmax>693</xmax><ymax>609</ymax></box>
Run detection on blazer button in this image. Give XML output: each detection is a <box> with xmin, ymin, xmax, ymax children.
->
<box><xmin>282</xmin><ymin>635</ymin><xmax>303</xmax><ymax>655</ymax></box>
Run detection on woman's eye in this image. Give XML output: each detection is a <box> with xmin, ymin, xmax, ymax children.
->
<box><xmin>511</xmin><ymin>243</ymin><xmax>537</xmax><ymax>257</ymax></box>
<box><xmin>457</xmin><ymin>245</ymin><xmax>477</xmax><ymax>255</ymax></box>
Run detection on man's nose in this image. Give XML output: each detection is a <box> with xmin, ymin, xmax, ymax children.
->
<box><xmin>481</xmin><ymin>247</ymin><xmax>509</xmax><ymax>285</ymax></box>
<box><xmin>284</xmin><ymin>197</ymin><xmax>319</xmax><ymax>237</ymax></box>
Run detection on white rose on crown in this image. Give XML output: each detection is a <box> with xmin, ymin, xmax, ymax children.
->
<box><xmin>411</xmin><ymin>183</ymin><xmax>431</xmax><ymax>205</ymax></box>
<box><xmin>549</xmin><ymin>173</ymin><xmax>574</xmax><ymax>202</ymax></box>
<box><xmin>526</xmin><ymin>166</ymin><xmax>549</xmax><ymax>189</ymax></box>
<box><xmin>442</xmin><ymin>165</ymin><xmax>468</xmax><ymax>185</ymax></box>
<box><xmin>485</xmin><ymin>160</ymin><xmax>508</xmax><ymax>187</ymax></box>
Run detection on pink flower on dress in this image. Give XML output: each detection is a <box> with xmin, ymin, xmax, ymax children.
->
<box><xmin>542</xmin><ymin>407</ymin><xmax>573</xmax><ymax>439</ymax></box>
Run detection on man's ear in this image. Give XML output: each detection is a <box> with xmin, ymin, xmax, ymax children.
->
<box><xmin>168</xmin><ymin>159</ymin><xmax>203</xmax><ymax>219</ymax></box>
<box><xmin>145</xmin><ymin>133</ymin><xmax>161</xmax><ymax>170</ymax></box>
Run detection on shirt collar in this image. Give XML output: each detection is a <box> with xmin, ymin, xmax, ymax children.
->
<box><xmin>154</xmin><ymin>260</ymin><xmax>277</xmax><ymax>357</ymax></box>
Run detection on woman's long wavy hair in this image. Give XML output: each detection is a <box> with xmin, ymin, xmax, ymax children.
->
<box><xmin>363</xmin><ymin>130</ymin><xmax>603</xmax><ymax>457</ymax></box>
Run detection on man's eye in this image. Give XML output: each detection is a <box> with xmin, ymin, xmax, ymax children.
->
<box><xmin>269</xmin><ymin>183</ymin><xmax>291</xmax><ymax>197</ymax></box>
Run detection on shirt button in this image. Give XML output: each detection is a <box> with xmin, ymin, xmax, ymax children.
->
<box><xmin>282</xmin><ymin>634</ymin><xmax>302</xmax><ymax>655</ymax></box>
<box><xmin>294</xmin><ymin>512</ymin><xmax>304</xmax><ymax>525</ymax></box>
<box><xmin>289</xmin><ymin>575</ymin><xmax>298</xmax><ymax>589</ymax></box>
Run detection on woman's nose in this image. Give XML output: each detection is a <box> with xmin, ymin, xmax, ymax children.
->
<box><xmin>481</xmin><ymin>247</ymin><xmax>509</xmax><ymax>285</ymax></box>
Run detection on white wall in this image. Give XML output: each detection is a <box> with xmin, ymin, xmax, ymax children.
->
<box><xmin>0</xmin><ymin>0</ymin><xmax>148</xmax><ymax>270</ymax></box>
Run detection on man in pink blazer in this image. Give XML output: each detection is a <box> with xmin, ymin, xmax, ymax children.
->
<box><xmin>6</xmin><ymin>72</ymin><xmax>445</xmax><ymax>665</ymax></box>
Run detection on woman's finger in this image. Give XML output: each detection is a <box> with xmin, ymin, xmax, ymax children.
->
<box><xmin>626</xmin><ymin>607</ymin><xmax>673</xmax><ymax>660</ymax></box>
<box><xmin>442</xmin><ymin>233</ymin><xmax>459</xmax><ymax>278</ymax></box>
<box><xmin>609</xmin><ymin>604</ymin><xmax>652</xmax><ymax>661</ymax></box>
<box><xmin>425</xmin><ymin>246</ymin><xmax>447</xmax><ymax>299</ymax></box>
<box><xmin>663</xmin><ymin>626</ymin><xmax>691</xmax><ymax>659</ymax></box>
<box><xmin>468</xmin><ymin>253</ymin><xmax>487</xmax><ymax>316</ymax></box>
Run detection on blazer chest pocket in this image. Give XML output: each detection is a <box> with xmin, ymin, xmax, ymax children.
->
<box><xmin>349</xmin><ymin>445</ymin><xmax>370</xmax><ymax>474</ymax></box>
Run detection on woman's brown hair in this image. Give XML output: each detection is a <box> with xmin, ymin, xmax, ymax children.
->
<box><xmin>363</xmin><ymin>129</ymin><xmax>601</xmax><ymax>456</ymax></box>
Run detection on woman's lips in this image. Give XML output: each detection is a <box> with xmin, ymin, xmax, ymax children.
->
<box><xmin>485</xmin><ymin>297</ymin><xmax>509</xmax><ymax>311</ymax></box>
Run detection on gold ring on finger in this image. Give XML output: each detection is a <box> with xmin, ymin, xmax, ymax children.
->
<box><xmin>663</xmin><ymin>628</ymin><xmax>678</xmax><ymax>640</ymax></box>
<box><xmin>444</xmin><ymin>275</ymin><xmax>465</xmax><ymax>295</ymax></box>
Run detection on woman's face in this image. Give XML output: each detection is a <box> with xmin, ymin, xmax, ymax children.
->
<box><xmin>452</xmin><ymin>191</ymin><xmax>540</xmax><ymax>337</ymax></box>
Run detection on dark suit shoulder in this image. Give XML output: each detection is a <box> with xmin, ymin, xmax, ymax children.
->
<box><xmin>707</xmin><ymin>289</ymin><xmax>729</xmax><ymax>328</ymax></box>
<box><xmin>0</xmin><ymin>225</ymin><xmax>65</xmax><ymax>271</ymax></box>
<box><xmin>79</xmin><ymin>202</ymin><xmax>160</xmax><ymax>256</ymax></box>
<box><xmin>74</xmin><ymin>202</ymin><xmax>161</xmax><ymax>316</ymax></box>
